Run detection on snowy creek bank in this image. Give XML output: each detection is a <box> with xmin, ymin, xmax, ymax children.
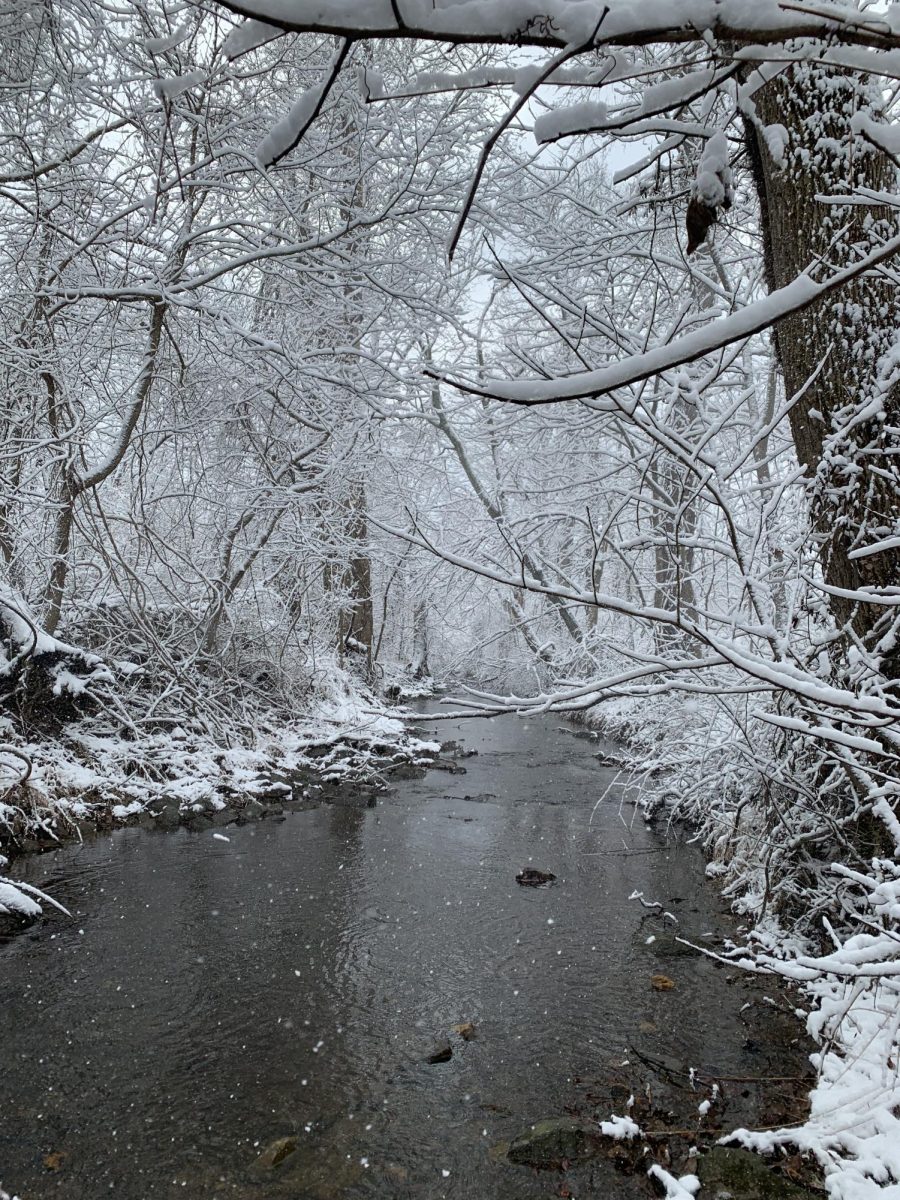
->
<box><xmin>0</xmin><ymin>718</ymin><xmax>445</xmax><ymax>869</ymax></box>
<box><xmin>0</xmin><ymin>712</ymin><xmax>818</xmax><ymax>1198</ymax></box>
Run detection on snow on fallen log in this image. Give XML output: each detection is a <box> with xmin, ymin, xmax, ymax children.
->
<box><xmin>0</xmin><ymin>880</ymin><xmax>42</xmax><ymax>919</ymax></box>
<box><xmin>0</xmin><ymin>866</ymin><xmax>71</xmax><ymax>922</ymax></box>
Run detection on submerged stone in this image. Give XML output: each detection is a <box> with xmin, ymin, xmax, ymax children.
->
<box><xmin>698</xmin><ymin>1146</ymin><xmax>819</xmax><ymax>1199</ymax></box>
<box><xmin>251</xmin><ymin>1134</ymin><xmax>364</xmax><ymax>1197</ymax></box>
<box><xmin>451</xmin><ymin>1021</ymin><xmax>476</xmax><ymax>1041</ymax></box>
<box><xmin>253</xmin><ymin>1135</ymin><xmax>298</xmax><ymax>1170</ymax></box>
<box><xmin>644</xmin><ymin>933</ymin><xmax>699</xmax><ymax>959</ymax></box>
<box><xmin>516</xmin><ymin>868</ymin><xmax>556</xmax><ymax>887</ymax></box>
<box><xmin>152</xmin><ymin>796</ymin><xmax>182</xmax><ymax>830</ymax></box>
<box><xmin>425</xmin><ymin>1040</ymin><xmax>453</xmax><ymax>1064</ymax></box>
<box><xmin>506</xmin><ymin>1118</ymin><xmax>601</xmax><ymax>1168</ymax></box>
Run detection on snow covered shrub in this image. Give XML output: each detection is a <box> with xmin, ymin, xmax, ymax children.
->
<box><xmin>0</xmin><ymin>588</ymin><xmax>113</xmax><ymax>725</ymax></box>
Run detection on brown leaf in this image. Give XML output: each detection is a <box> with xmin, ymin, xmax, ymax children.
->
<box><xmin>651</xmin><ymin>974</ymin><xmax>676</xmax><ymax>991</ymax></box>
<box><xmin>43</xmin><ymin>1152</ymin><xmax>67</xmax><ymax>1172</ymax></box>
<box><xmin>451</xmin><ymin>1021</ymin><xmax>476</xmax><ymax>1040</ymax></box>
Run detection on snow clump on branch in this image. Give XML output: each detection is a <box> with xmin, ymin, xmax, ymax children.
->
<box><xmin>686</xmin><ymin>131</ymin><xmax>734</xmax><ymax>254</ymax></box>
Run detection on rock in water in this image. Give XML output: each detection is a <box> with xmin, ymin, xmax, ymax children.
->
<box><xmin>698</xmin><ymin>1147</ymin><xmax>819</xmax><ymax>1199</ymax></box>
<box><xmin>516</xmin><ymin>868</ymin><xmax>556</xmax><ymax>887</ymax></box>
<box><xmin>426</xmin><ymin>1041</ymin><xmax>453</xmax><ymax>1064</ymax></box>
<box><xmin>594</xmin><ymin>752</ymin><xmax>622</xmax><ymax>767</ymax></box>
<box><xmin>506</xmin><ymin>1119</ymin><xmax>601</xmax><ymax>1168</ymax></box>
<box><xmin>254</xmin><ymin>1136</ymin><xmax>298</xmax><ymax>1170</ymax></box>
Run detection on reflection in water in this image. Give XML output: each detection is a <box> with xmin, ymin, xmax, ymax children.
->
<box><xmin>0</xmin><ymin>714</ymin><xmax>805</xmax><ymax>1198</ymax></box>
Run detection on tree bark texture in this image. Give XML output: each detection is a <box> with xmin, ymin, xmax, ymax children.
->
<box><xmin>747</xmin><ymin>63</ymin><xmax>900</xmax><ymax>678</ymax></box>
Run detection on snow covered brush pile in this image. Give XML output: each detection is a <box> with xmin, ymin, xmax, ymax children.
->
<box><xmin>731</xmin><ymin>872</ymin><xmax>900</xmax><ymax>1200</ymax></box>
<box><xmin>0</xmin><ymin>676</ymin><xmax>438</xmax><ymax>856</ymax></box>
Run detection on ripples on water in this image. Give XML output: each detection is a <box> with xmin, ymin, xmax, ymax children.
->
<box><xmin>0</xmin><ymin>713</ymin><xmax>806</xmax><ymax>1198</ymax></box>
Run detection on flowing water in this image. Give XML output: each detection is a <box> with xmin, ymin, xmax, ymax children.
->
<box><xmin>0</xmin><ymin>712</ymin><xmax>810</xmax><ymax>1198</ymax></box>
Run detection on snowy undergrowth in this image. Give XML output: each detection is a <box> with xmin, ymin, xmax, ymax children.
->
<box><xmin>729</xmin><ymin>897</ymin><xmax>900</xmax><ymax>1200</ymax></box>
<box><xmin>579</xmin><ymin>689</ymin><xmax>900</xmax><ymax>1199</ymax></box>
<box><xmin>0</xmin><ymin>663</ymin><xmax>438</xmax><ymax>853</ymax></box>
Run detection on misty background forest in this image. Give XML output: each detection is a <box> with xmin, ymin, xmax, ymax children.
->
<box><xmin>1</xmin><ymin>2</ymin><xmax>899</xmax><ymax>1198</ymax></box>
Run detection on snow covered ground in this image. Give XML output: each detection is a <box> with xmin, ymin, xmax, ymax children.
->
<box><xmin>733</xmin><ymin>916</ymin><xmax>900</xmax><ymax>1200</ymax></box>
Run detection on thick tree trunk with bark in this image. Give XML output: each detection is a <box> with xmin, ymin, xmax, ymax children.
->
<box><xmin>747</xmin><ymin>64</ymin><xmax>900</xmax><ymax>679</ymax></box>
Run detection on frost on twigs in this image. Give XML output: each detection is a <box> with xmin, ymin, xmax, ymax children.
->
<box><xmin>685</xmin><ymin>132</ymin><xmax>733</xmax><ymax>254</ymax></box>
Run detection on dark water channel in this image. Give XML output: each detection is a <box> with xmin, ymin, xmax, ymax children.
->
<box><xmin>0</xmin><ymin>712</ymin><xmax>810</xmax><ymax>1199</ymax></box>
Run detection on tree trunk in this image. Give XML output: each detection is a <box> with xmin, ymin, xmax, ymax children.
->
<box><xmin>746</xmin><ymin>63</ymin><xmax>900</xmax><ymax>678</ymax></box>
<box><xmin>334</xmin><ymin>481</ymin><xmax>374</xmax><ymax>676</ymax></box>
<box><xmin>409</xmin><ymin>597</ymin><xmax>429</xmax><ymax>678</ymax></box>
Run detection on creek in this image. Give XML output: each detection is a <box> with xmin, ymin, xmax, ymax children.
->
<box><xmin>0</xmin><ymin>711</ymin><xmax>811</xmax><ymax>1198</ymax></box>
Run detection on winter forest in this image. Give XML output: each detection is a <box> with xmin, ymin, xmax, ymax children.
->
<box><xmin>1</xmin><ymin>1</ymin><xmax>899</xmax><ymax>1198</ymax></box>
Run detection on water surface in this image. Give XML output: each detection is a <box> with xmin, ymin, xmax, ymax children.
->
<box><xmin>0</xmin><ymin>713</ymin><xmax>809</xmax><ymax>1198</ymax></box>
